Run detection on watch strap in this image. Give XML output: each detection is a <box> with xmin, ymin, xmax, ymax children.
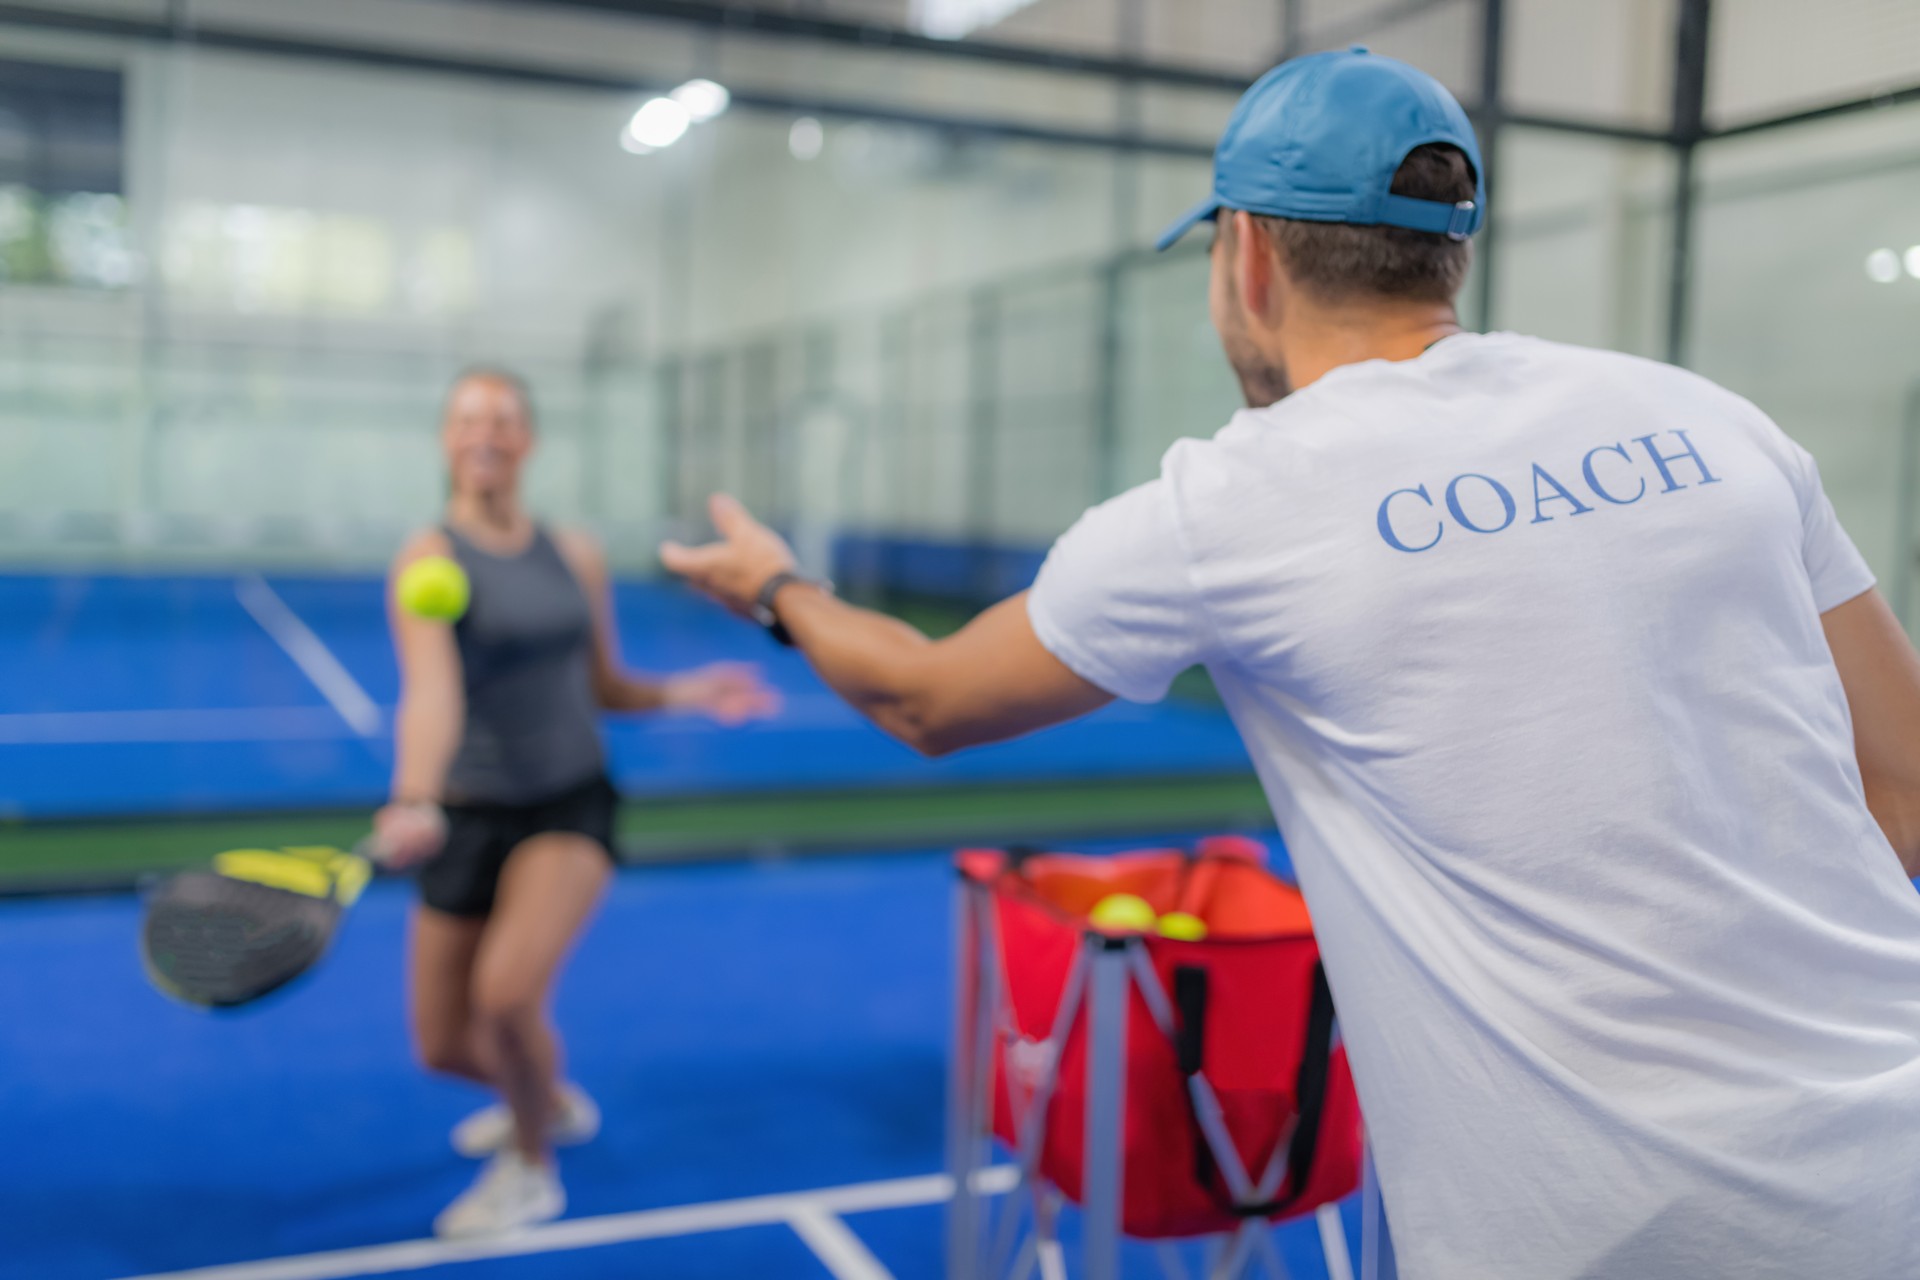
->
<box><xmin>753</xmin><ymin>570</ymin><xmax>824</xmax><ymax>646</ymax></box>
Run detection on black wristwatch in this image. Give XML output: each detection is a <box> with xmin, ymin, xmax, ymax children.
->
<box><xmin>750</xmin><ymin>570</ymin><xmax>831</xmax><ymax>646</ymax></box>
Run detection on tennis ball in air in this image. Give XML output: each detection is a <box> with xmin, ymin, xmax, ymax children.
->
<box><xmin>1088</xmin><ymin>893</ymin><xmax>1157</xmax><ymax>933</ymax></box>
<box><xmin>396</xmin><ymin>555</ymin><xmax>470</xmax><ymax>622</ymax></box>
<box><xmin>1155</xmin><ymin>911</ymin><xmax>1209</xmax><ymax>941</ymax></box>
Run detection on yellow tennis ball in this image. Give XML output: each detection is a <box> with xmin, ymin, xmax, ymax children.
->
<box><xmin>1155</xmin><ymin>911</ymin><xmax>1209</xmax><ymax>941</ymax></box>
<box><xmin>1088</xmin><ymin>893</ymin><xmax>1157</xmax><ymax>933</ymax></box>
<box><xmin>396</xmin><ymin>555</ymin><xmax>470</xmax><ymax>622</ymax></box>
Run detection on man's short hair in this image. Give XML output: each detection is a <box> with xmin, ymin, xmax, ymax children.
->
<box><xmin>1251</xmin><ymin>143</ymin><xmax>1477</xmax><ymax>305</ymax></box>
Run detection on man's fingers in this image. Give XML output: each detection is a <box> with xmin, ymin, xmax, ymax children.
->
<box><xmin>660</xmin><ymin>539</ymin><xmax>720</xmax><ymax>576</ymax></box>
<box><xmin>709</xmin><ymin>492</ymin><xmax>759</xmax><ymax>541</ymax></box>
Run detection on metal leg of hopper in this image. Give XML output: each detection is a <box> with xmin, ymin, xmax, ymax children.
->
<box><xmin>1081</xmin><ymin>937</ymin><xmax>1130</xmax><ymax>1280</ymax></box>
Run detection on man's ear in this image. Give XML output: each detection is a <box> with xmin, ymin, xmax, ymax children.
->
<box><xmin>1230</xmin><ymin>210</ymin><xmax>1277</xmax><ymax>323</ymax></box>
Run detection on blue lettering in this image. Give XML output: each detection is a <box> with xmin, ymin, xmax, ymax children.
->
<box><xmin>1529</xmin><ymin>463</ymin><xmax>1594</xmax><ymax>524</ymax></box>
<box><xmin>1445</xmin><ymin>473</ymin><xmax>1517</xmax><ymax>535</ymax></box>
<box><xmin>1378</xmin><ymin>485</ymin><xmax>1443</xmax><ymax>553</ymax></box>
<box><xmin>1633</xmin><ymin>430</ymin><xmax>1721</xmax><ymax>494</ymax></box>
<box><xmin>1582</xmin><ymin>444</ymin><xmax>1645</xmax><ymax>505</ymax></box>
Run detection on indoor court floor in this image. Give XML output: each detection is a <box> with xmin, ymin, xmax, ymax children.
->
<box><xmin>0</xmin><ymin>838</ymin><xmax>1364</xmax><ymax>1280</ymax></box>
<box><xmin>0</xmin><ymin>573</ymin><xmax>1251</xmax><ymax>820</ymax></box>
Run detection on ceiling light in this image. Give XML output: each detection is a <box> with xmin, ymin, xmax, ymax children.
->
<box><xmin>1865</xmin><ymin>248</ymin><xmax>1901</xmax><ymax>284</ymax></box>
<box><xmin>671</xmin><ymin>79</ymin><xmax>730</xmax><ymax>124</ymax></box>
<box><xmin>789</xmin><ymin>117</ymin><xmax>825</xmax><ymax>161</ymax></box>
<box><xmin>1905</xmin><ymin>245</ymin><xmax>1920</xmax><ymax>280</ymax></box>
<box><xmin>624</xmin><ymin>97</ymin><xmax>691</xmax><ymax>152</ymax></box>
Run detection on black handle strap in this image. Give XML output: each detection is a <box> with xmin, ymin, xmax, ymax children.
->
<box><xmin>1223</xmin><ymin>959</ymin><xmax>1339</xmax><ymax>1220</ymax></box>
<box><xmin>1277</xmin><ymin>960</ymin><xmax>1337</xmax><ymax>1211</ymax></box>
<box><xmin>1172</xmin><ymin>965</ymin><xmax>1216</xmax><ymax>1193</ymax></box>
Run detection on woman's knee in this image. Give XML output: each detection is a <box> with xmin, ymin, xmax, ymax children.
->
<box><xmin>415</xmin><ymin>1021</ymin><xmax>475</xmax><ymax>1076</ymax></box>
<box><xmin>470</xmin><ymin>970</ymin><xmax>545</xmax><ymax>1038</ymax></box>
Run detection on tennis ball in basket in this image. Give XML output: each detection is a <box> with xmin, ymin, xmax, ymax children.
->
<box><xmin>1089</xmin><ymin>893</ymin><xmax>1157</xmax><ymax>933</ymax></box>
<box><xmin>397</xmin><ymin>555</ymin><xmax>470</xmax><ymax>622</ymax></box>
<box><xmin>1155</xmin><ymin>911</ymin><xmax>1209</xmax><ymax>941</ymax></box>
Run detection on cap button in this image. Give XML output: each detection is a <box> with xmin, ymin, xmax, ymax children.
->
<box><xmin>1349</xmin><ymin>44</ymin><xmax>1370</xmax><ymax>54</ymax></box>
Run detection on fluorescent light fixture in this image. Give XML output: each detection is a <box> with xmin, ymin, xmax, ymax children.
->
<box><xmin>911</xmin><ymin>0</ymin><xmax>1039</xmax><ymax>39</ymax></box>
<box><xmin>624</xmin><ymin>97</ymin><xmax>691</xmax><ymax>152</ymax></box>
<box><xmin>1906</xmin><ymin>245</ymin><xmax>1920</xmax><ymax>280</ymax></box>
<box><xmin>789</xmin><ymin>117</ymin><xmax>825</xmax><ymax>161</ymax></box>
<box><xmin>671</xmin><ymin>79</ymin><xmax>730</xmax><ymax>123</ymax></box>
<box><xmin>1866</xmin><ymin>247</ymin><xmax>1901</xmax><ymax>284</ymax></box>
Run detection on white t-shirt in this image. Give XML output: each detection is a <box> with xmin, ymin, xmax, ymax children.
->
<box><xmin>1028</xmin><ymin>332</ymin><xmax>1920</xmax><ymax>1279</ymax></box>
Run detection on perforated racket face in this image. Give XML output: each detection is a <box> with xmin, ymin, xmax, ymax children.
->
<box><xmin>141</xmin><ymin>871</ymin><xmax>341</xmax><ymax>1008</ymax></box>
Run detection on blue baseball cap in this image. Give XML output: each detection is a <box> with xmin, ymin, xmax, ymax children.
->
<box><xmin>1156</xmin><ymin>48</ymin><xmax>1485</xmax><ymax>251</ymax></box>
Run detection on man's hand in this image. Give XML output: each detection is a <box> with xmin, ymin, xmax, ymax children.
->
<box><xmin>660</xmin><ymin>494</ymin><xmax>797</xmax><ymax>619</ymax></box>
<box><xmin>663</xmin><ymin>662</ymin><xmax>784</xmax><ymax>725</ymax></box>
<box><xmin>661</xmin><ymin>493</ymin><xmax>1112</xmax><ymax>756</ymax></box>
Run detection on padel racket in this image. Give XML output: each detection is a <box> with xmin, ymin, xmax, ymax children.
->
<box><xmin>141</xmin><ymin>843</ymin><xmax>377</xmax><ymax>1010</ymax></box>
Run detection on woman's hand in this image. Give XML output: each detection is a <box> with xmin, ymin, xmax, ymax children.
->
<box><xmin>663</xmin><ymin>662</ymin><xmax>783</xmax><ymax>725</ymax></box>
<box><xmin>371</xmin><ymin>801</ymin><xmax>449</xmax><ymax>869</ymax></box>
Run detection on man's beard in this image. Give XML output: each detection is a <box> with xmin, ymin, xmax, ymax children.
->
<box><xmin>1228</xmin><ymin>346</ymin><xmax>1291</xmax><ymax>409</ymax></box>
<box><xmin>1218</xmin><ymin>300</ymin><xmax>1291</xmax><ymax>407</ymax></box>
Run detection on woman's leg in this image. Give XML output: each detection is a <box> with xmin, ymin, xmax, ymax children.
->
<box><xmin>467</xmin><ymin>833</ymin><xmax>611</xmax><ymax>1162</ymax></box>
<box><xmin>409</xmin><ymin>903</ymin><xmax>490</xmax><ymax>1085</ymax></box>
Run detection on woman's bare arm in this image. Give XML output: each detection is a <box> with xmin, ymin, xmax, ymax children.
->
<box><xmin>389</xmin><ymin>530</ymin><xmax>466</xmax><ymax>799</ymax></box>
<box><xmin>554</xmin><ymin>528</ymin><xmax>778</xmax><ymax>724</ymax></box>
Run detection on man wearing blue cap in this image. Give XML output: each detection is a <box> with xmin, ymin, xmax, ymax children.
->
<box><xmin>664</xmin><ymin>50</ymin><xmax>1920</xmax><ymax>1278</ymax></box>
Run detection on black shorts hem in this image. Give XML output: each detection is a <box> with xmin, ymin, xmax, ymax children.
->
<box><xmin>415</xmin><ymin>774</ymin><xmax>619</xmax><ymax>919</ymax></box>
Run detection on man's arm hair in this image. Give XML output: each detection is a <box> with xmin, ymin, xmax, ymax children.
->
<box><xmin>1822</xmin><ymin>588</ymin><xmax>1920</xmax><ymax>877</ymax></box>
<box><xmin>773</xmin><ymin>586</ymin><xmax>1113</xmax><ymax>756</ymax></box>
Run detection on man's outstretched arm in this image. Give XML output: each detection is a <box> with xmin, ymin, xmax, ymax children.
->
<box><xmin>661</xmin><ymin>495</ymin><xmax>1113</xmax><ymax>756</ymax></box>
<box><xmin>1823</xmin><ymin>588</ymin><xmax>1920</xmax><ymax>877</ymax></box>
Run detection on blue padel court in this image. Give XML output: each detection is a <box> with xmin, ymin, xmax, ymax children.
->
<box><xmin>0</xmin><ymin>573</ymin><xmax>1251</xmax><ymax>820</ymax></box>
<box><xmin>0</xmin><ymin>840</ymin><xmax>1368</xmax><ymax>1280</ymax></box>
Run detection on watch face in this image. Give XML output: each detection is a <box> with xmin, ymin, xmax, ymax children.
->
<box><xmin>750</xmin><ymin>604</ymin><xmax>776</xmax><ymax>627</ymax></box>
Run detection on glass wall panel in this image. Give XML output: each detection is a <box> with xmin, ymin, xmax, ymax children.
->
<box><xmin>1503</xmin><ymin>0</ymin><xmax>1673</xmax><ymax>128</ymax></box>
<box><xmin>1709</xmin><ymin>0</ymin><xmax>1920</xmax><ymax>128</ymax></box>
<box><xmin>1689</xmin><ymin>104</ymin><xmax>1920</xmax><ymax>632</ymax></box>
<box><xmin>1491</xmin><ymin>128</ymin><xmax>1676</xmax><ymax>358</ymax></box>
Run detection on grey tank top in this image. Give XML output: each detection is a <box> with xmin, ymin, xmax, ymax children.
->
<box><xmin>442</xmin><ymin>523</ymin><xmax>604</xmax><ymax>805</ymax></box>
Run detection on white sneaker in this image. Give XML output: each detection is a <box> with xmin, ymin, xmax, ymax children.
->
<box><xmin>451</xmin><ymin>1083</ymin><xmax>601</xmax><ymax>1158</ymax></box>
<box><xmin>433</xmin><ymin>1150</ymin><xmax>565</xmax><ymax>1238</ymax></box>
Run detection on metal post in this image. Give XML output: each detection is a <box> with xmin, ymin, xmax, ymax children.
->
<box><xmin>1092</xmin><ymin>260</ymin><xmax>1126</xmax><ymax>502</ymax></box>
<box><xmin>1092</xmin><ymin>0</ymin><xmax>1144</xmax><ymax>504</ymax></box>
<box><xmin>1663</xmin><ymin>0</ymin><xmax>1712</xmax><ymax>367</ymax></box>
<box><xmin>1471</xmin><ymin>0</ymin><xmax>1504</xmax><ymax>334</ymax></box>
<box><xmin>1081</xmin><ymin>937</ymin><xmax>1130</xmax><ymax>1280</ymax></box>
<box><xmin>966</xmin><ymin>287</ymin><xmax>1000</xmax><ymax>594</ymax></box>
<box><xmin>1277</xmin><ymin>0</ymin><xmax>1302</xmax><ymax>61</ymax></box>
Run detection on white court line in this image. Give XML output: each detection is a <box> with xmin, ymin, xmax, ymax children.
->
<box><xmin>786</xmin><ymin>1206</ymin><xmax>896</xmax><ymax>1280</ymax></box>
<box><xmin>114</xmin><ymin>1166</ymin><xmax>1020</xmax><ymax>1280</ymax></box>
<box><xmin>235</xmin><ymin>575</ymin><xmax>382</xmax><ymax>737</ymax></box>
<box><xmin>0</xmin><ymin>706</ymin><xmax>359</xmax><ymax>745</ymax></box>
<box><xmin>1317</xmin><ymin>1202</ymin><xmax>1355</xmax><ymax>1280</ymax></box>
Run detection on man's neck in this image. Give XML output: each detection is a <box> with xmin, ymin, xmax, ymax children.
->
<box><xmin>1277</xmin><ymin>303</ymin><xmax>1464</xmax><ymax>392</ymax></box>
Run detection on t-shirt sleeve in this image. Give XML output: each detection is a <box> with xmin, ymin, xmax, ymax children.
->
<box><xmin>1025</xmin><ymin>479</ymin><xmax>1217</xmax><ymax>703</ymax></box>
<box><xmin>1790</xmin><ymin>446</ymin><xmax>1876</xmax><ymax>613</ymax></box>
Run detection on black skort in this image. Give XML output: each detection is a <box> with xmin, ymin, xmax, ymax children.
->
<box><xmin>416</xmin><ymin>773</ymin><xmax>620</xmax><ymax>918</ymax></box>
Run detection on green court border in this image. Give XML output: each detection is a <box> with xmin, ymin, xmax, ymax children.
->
<box><xmin>0</xmin><ymin>774</ymin><xmax>1272</xmax><ymax>895</ymax></box>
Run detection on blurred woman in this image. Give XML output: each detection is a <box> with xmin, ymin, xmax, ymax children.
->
<box><xmin>376</xmin><ymin>367</ymin><xmax>776</xmax><ymax>1237</ymax></box>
